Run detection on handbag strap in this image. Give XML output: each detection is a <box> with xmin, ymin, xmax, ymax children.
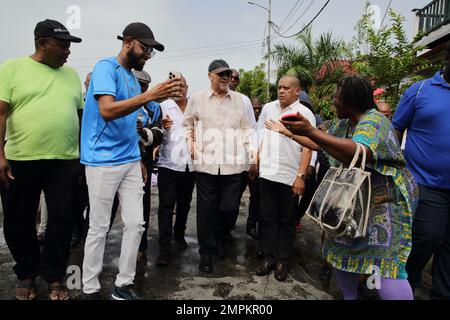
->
<box><xmin>348</xmin><ymin>142</ymin><xmax>361</xmax><ymax>170</ymax></box>
<box><xmin>348</xmin><ymin>142</ymin><xmax>367</xmax><ymax>170</ymax></box>
<box><xmin>360</xmin><ymin>143</ymin><xmax>367</xmax><ymax>170</ymax></box>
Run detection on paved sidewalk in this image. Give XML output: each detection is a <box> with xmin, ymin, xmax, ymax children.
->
<box><xmin>0</xmin><ymin>186</ymin><xmax>430</xmax><ymax>300</ymax></box>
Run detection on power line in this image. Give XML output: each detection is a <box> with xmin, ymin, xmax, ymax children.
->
<box><xmin>378</xmin><ymin>0</ymin><xmax>393</xmax><ymax>34</ymax></box>
<box><xmin>70</xmin><ymin>42</ymin><xmax>264</xmax><ymax>67</ymax></box>
<box><xmin>152</xmin><ymin>43</ymin><xmax>264</xmax><ymax>62</ymax></box>
<box><xmin>71</xmin><ymin>43</ymin><xmax>264</xmax><ymax>71</ymax></box>
<box><xmin>278</xmin><ymin>0</ymin><xmax>303</xmax><ymax>30</ymax></box>
<box><xmin>271</xmin><ymin>0</ymin><xmax>331</xmax><ymax>39</ymax></box>
<box><xmin>69</xmin><ymin>38</ymin><xmax>265</xmax><ymax>62</ymax></box>
<box><xmin>136</xmin><ymin>45</ymin><xmax>263</xmax><ymax>66</ymax></box>
<box><xmin>281</xmin><ymin>0</ymin><xmax>314</xmax><ymax>34</ymax></box>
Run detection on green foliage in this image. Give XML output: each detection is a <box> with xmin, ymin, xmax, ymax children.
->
<box><xmin>237</xmin><ymin>2</ymin><xmax>436</xmax><ymax>119</ymax></box>
<box><xmin>270</xmin><ymin>27</ymin><xmax>347</xmax><ymax>120</ymax></box>
<box><xmin>236</xmin><ymin>63</ymin><xmax>275</xmax><ymax>103</ymax></box>
<box><xmin>348</xmin><ymin>2</ymin><xmax>427</xmax><ymax>107</ymax></box>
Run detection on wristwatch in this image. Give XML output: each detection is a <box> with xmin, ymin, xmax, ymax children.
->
<box><xmin>297</xmin><ymin>173</ymin><xmax>307</xmax><ymax>181</ymax></box>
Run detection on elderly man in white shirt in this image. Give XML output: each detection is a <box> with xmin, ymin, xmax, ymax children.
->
<box><xmin>255</xmin><ymin>75</ymin><xmax>316</xmax><ymax>282</ymax></box>
<box><xmin>183</xmin><ymin>59</ymin><xmax>257</xmax><ymax>273</ymax></box>
<box><xmin>155</xmin><ymin>76</ymin><xmax>196</xmax><ymax>267</ymax></box>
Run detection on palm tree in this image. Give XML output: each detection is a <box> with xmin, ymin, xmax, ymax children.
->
<box><xmin>271</xmin><ymin>28</ymin><xmax>347</xmax><ymax>90</ymax></box>
<box><xmin>269</xmin><ymin>28</ymin><xmax>349</xmax><ymax>119</ymax></box>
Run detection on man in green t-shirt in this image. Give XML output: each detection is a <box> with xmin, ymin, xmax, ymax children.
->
<box><xmin>0</xmin><ymin>19</ymin><xmax>83</xmax><ymax>300</ymax></box>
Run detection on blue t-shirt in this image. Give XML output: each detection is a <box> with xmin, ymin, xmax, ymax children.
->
<box><xmin>393</xmin><ymin>71</ymin><xmax>450</xmax><ymax>190</ymax></box>
<box><xmin>81</xmin><ymin>57</ymin><xmax>141</xmax><ymax>166</ymax></box>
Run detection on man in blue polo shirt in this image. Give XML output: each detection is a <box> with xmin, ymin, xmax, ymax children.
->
<box><xmin>393</xmin><ymin>43</ymin><xmax>450</xmax><ymax>300</ymax></box>
<box><xmin>80</xmin><ymin>22</ymin><xmax>181</xmax><ymax>300</ymax></box>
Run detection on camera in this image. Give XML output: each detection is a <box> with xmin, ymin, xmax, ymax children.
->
<box><xmin>168</xmin><ymin>71</ymin><xmax>182</xmax><ymax>80</ymax></box>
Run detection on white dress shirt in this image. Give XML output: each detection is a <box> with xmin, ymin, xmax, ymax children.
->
<box><xmin>257</xmin><ymin>100</ymin><xmax>316</xmax><ymax>186</ymax></box>
<box><xmin>183</xmin><ymin>89</ymin><xmax>254</xmax><ymax>175</ymax></box>
<box><xmin>158</xmin><ymin>99</ymin><xmax>193</xmax><ymax>172</ymax></box>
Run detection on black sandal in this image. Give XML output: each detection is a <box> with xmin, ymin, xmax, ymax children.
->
<box><xmin>15</xmin><ymin>279</ymin><xmax>37</xmax><ymax>300</ymax></box>
<box><xmin>48</xmin><ymin>282</ymin><xmax>70</xmax><ymax>300</ymax></box>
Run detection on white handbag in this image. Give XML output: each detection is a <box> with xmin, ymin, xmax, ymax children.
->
<box><xmin>306</xmin><ymin>143</ymin><xmax>371</xmax><ymax>239</ymax></box>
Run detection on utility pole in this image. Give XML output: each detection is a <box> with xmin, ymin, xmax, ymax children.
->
<box><xmin>248</xmin><ymin>1</ymin><xmax>272</xmax><ymax>102</ymax></box>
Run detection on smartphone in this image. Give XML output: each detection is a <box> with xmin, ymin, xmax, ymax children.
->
<box><xmin>168</xmin><ymin>72</ymin><xmax>182</xmax><ymax>101</ymax></box>
<box><xmin>168</xmin><ymin>71</ymin><xmax>182</xmax><ymax>80</ymax></box>
<box><xmin>281</xmin><ymin>113</ymin><xmax>299</xmax><ymax>122</ymax></box>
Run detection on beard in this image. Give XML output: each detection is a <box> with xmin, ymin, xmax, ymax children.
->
<box><xmin>127</xmin><ymin>50</ymin><xmax>145</xmax><ymax>71</ymax></box>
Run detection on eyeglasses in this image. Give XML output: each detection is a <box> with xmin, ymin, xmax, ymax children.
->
<box><xmin>134</xmin><ymin>40</ymin><xmax>156</xmax><ymax>58</ymax></box>
<box><xmin>217</xmin><ymin>71</ymin><xmax>232</xmax><ymax>78</ymax></box>
<box><xmin>231</xmin><ymin>76</ymin><xmax>240</xmax><ymax>81</ymax></box>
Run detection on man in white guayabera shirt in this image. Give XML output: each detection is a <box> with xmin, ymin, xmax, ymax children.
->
<box><xmin>155</xmin><ymin>76</ymin><xmax>196</xmax><ymax>267</ymax></box>
<box><xmin>255</xmin><ymin>75</ymin><xmax>316</xmax><ymax>282</ymax></box>
<box><xmin>183</xmin><ymin>59</ymin><xmax>257</xmax><ymax>273</ymax></box>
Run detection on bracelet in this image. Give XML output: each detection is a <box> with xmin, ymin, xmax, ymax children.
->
<box><xmin>297</xmin><ymin>173</ymin><xmax>306</xmax><ymax>181</ymax></box>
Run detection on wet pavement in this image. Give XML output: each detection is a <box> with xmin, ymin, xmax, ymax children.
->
<box><xmin>0</xmin><ymin>186</ymin><xmax>431</xmax><ymax>300</ymax></box>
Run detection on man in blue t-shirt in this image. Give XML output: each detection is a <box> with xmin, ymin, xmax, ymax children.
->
<box><xmin>80</xmin><ymin>22</ymin><xmax>182</xmax><ymax>300</ymax></box>
<box><xmin>109</xmin><ymin>70</ymin><xmax>163</xmax><ymax>262</ymax></box>
<box><xmin>393</xmin><ymin>43</ymin><xmax>450</xmax><ymax>300</ymax></box>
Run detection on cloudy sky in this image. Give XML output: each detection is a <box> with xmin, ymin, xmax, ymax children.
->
<box><xmin>0</xmin><ymin>0</ymin><xmax>431</xmax><ymax>94</ymax></box>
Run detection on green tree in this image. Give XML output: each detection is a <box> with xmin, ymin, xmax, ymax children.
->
<box><xmin>270</xmin><ymin>28</ymin><xmax>348</xmax><ymax>120</ymax></box>
<box><xmin>236</xmin><ymin>63</ymin><xmax>275</xmax><ymax>103</ymax></box>
<box><xmin>349</xmin><ymin>2</ymin><xmax>426</xmax><ymax>107</ymax></box>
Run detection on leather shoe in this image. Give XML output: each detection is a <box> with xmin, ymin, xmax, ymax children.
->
<box><xmin>246</xmin><ymin>225</ymin><xmax>259</xmax><ymax>240</ymax></box>
<box><xmin>199</xmin><ymin>255</ymin><xmax>213</xmax><ymax>273</ymax></box>
<box><xmin>256</xmin><ymin>261</ymin><xmax>275</xmax><ymax>276</ymax></box>
<box><xmin>274</xmin><ymin>262</ymin><xmax>288</xmax><ymax>282</ymax></box>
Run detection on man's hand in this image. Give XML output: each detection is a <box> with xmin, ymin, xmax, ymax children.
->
<box><xmin>264</xmin><ymin>119</ymin><xmax>292</xmax><ymax>137</ymax></box>
<box><xmin>248</xmin><ymin>163</ymin><xmax>259</xmax><ymax>180</ymax></box>
<box><xmin>280</xmin><ymin>112</ymin><xmax>315</xmax><ymax>137</ymax></box>
<box><xmin>140</xmin><ymin>161</ymin><xmax>148</xmax><ymax>185</ymax></box>
<box><xmin>189</xmin><ymin>142</ymin><xmax>196</xmax><ymax>160</ymax></box>
<box><xmin>137</xmin><ymin>119</ymin><xmax>148</xmax><ymax>141</ymax></box>
<box><xmin>292</xmin><ymin>176</ymin><xmax>305</xmax><ymax>197</ymax></box>
<box><xmin>162</xmin><ymin>115</ymin><xmax>174</xmax><ymax>130</ymax></box>
<box><xmin>0</xmin><ymin>156</ymin><xmax>14</xmax><ymax>188</ymax></box>
<box><xmin>144</xmin><ymin>78</ymin><xmax>182</xmax><ymax>103</ymax></box>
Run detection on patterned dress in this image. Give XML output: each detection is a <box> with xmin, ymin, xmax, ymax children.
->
<box><xmin>323</xmin><ymin>109</ymin><xmax>418</xmax><ymax>279</ymax></box>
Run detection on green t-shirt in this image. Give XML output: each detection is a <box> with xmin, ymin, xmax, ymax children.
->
<box><xmin>0</xmin><ymin>57</ymin><xmax>84</xmax><ymax>160</ymax></box>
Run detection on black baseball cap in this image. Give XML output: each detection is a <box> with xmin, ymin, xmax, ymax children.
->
<box><xmin>34</xmin><ymin>19</ymin><xmax>82</xmax><ymax>43</ymax></box>
<box><xmin>117</xmin><ymin>22</ymin><xmax>164</xmax><ymax>51</ymax></box>
<box><xmin>208</xmin><ymin>59</ymin><xmax>231</xmax><ymax>74</ymax></box>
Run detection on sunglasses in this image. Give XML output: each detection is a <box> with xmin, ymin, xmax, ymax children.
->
<box><xmin>231</xmin><ymin>76</ymin><xmax>240</xmax><ymax>81</ymax></box>
<box><xmin>134</xmin><ymin>40</ymin><xmax>156</xmax><ymax>58</ymax></box>
<box><xmin>216</xmin><ymin>71</ymin><xmax>232</xmax><ymax>78</ymax></box>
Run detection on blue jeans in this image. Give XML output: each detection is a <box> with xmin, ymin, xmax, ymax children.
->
<box><xmin>406</xmin><ymin>184</ymin><xmax>450</xmax><ymax>300</ymax></box>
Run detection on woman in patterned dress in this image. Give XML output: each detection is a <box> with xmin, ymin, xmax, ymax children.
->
<box><xmin>265</xmin><ymin>75</ymin><xmax>418</xmax><ymax>300</ymax></box>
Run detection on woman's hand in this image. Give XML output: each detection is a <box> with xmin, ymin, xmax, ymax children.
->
<box><xmin>264</xmin><ymin>119</ymin><xmax>292</xmax><ymax>137</ymax></box>
<box><xmin>280</xmin><ymin>112</ymin><xmax>315</xmax><ymax>137</ymax></box>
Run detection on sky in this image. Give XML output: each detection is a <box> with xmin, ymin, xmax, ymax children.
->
<box><xmin>0</xmin><ymin>0</ymin><xmax>431</xmax><ymax>94</ymax></box>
